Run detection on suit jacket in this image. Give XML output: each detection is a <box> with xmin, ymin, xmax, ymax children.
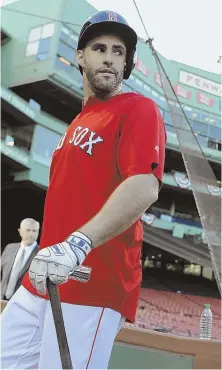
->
<box><xmin>1</xmin><ymin>242</ymin><xmax>39</xmax><ymax>299</ymax></box>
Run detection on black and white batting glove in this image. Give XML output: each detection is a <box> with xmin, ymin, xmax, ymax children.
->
<box><xmin>29</xmin><ymin>232</ymin><xmax>92</xmax><ymax>295</ymax></box>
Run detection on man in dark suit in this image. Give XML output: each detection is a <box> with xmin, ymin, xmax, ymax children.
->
<box><xmin>1</xmin><ymin>218</ymin><xmax>40</xmax><ymax>300</ymax></box>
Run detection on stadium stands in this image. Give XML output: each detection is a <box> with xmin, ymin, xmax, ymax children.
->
<box><xmin>151</xmin><ymin>208</ymin><xmax>202</xmax><ymax>228</ymax></box>
<box><xmin>126</xmin><ymin>288</ymin><xmax>221</xmax><ymax>340</ymax></box>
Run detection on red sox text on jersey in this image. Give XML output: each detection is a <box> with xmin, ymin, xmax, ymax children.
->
<box><xmin>55</xmin><ymin>126</ymin><xmax>104</xmax><ymax>156</ymax></box>
<box><xmin>22</xmin><ymin>93</ymin><xmax>166</xmax><ymax>323</ymax></box>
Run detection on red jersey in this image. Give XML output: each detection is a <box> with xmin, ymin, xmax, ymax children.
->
<box><xmin>22</xmin><ymin>92</ymin><xmax>166</xmax><ymax>322</ymax></box>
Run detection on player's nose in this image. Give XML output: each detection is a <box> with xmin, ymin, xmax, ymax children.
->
<box><xmin>102</xmin><ymin>49</ymin><xmax>114</xmax><ymax>65</ymax></box>
<box><xmin>103</xmin><ymin>59</ymin><xmax>114</xmax><ymax>68</ymax></box>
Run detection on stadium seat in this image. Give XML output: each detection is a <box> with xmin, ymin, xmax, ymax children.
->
<box><xmin>133</xmin><ymin>289</ymin><xmax>221</xmax><ymax>340</ymax></box>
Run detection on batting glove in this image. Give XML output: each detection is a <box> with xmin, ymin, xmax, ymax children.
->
<box><xmin>29</xmin><ymin>232</ymin><xmax>92</xmax><ymax>295</ymax></box>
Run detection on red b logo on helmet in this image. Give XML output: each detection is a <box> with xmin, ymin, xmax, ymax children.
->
<box><xmin>106</xmin><ymin>11</ymin><xmax>118</xmax><ymax>22</ymax></box>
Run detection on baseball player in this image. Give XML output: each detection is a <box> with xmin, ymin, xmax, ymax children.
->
<box><xmin>1</xmin><ymin>10</ymin><xmax>166</xmax><ymax>369</ymax></box>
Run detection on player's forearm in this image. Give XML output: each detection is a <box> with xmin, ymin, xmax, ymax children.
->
<box><xmin>79</xmin><ymin>174</ymin><xmax>159</xmax><ymax>248</ymax></box>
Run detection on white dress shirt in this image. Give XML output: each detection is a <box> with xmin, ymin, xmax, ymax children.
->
<box><xmin>5</xmin><ymin>241</ymin><xmax>37</xmax><ymax>299</ymax></box>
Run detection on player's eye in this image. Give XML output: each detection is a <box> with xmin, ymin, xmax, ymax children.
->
<box><xmin>94</xmin><ymin>46</ymin><xmax>105</xmax><ymax>53</ymax></box>
<box><xmin>114</xmin><ymin>49</ymin><xmax>124</xmax><ymax>56</ymax></box>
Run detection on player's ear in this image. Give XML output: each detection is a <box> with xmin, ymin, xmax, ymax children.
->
<box><xmin>77</xmin><ymin>49</ymin><xmax>85</xmax><ymax>69</ymax></box>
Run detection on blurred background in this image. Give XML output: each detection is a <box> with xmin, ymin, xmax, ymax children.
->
<box><xmin>1</xmin><ymin>0</ymin><xmax>221</xmax><ymax>345</ymax></box>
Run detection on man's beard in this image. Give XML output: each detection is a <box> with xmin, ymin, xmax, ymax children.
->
<box><xmin>84</xmin><ymin>64</ymin><xmax>124</xmax><ymax>96</ymax></box>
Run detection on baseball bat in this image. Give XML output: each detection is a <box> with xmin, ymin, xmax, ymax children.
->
<box><xmin>47</xmin><ymin>266</ymin><xmax>91</xmax><ymax>369</ymax></box>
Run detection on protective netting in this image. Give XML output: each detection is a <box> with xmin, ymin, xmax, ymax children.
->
<box><xmin>147</xmin><ymin>39</ymin><xmax>221</xmax><ymax>294</ymax></box>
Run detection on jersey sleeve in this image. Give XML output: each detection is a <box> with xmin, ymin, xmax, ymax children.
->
<box><xmin>117</xmin><ymin>97</ymin><xmax>166</xmax><ymax>184</ymax></box>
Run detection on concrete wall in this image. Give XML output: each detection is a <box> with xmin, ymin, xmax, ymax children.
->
<box><xmin>1</xmin><ymin>0</ymin><xmax>63</xmax><ymax>86</ymax></box>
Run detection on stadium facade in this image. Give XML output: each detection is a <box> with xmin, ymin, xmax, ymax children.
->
<box><xmin>1</xmin><ymin>0</ymin><xmax>221</xmax><ymax>295</ymax></box>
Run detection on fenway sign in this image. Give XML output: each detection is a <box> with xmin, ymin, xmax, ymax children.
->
<box><xmin>179</xmin><ymin>70</ymin><xmax>221</xmax><ymax>97</ymax></box>
<box><xmin>197</xmin><ymin>92</ymin><xmax>214</xmax><ymax>107</ymax></box>
<box><xmin>174</xmin><ymin>85</ymin><xmax>191</xmax><ymax>100</ymax></box>
<box><xmin>154</xmin><ymin>72</ymin><xmax>162</xmax><ymax>86</ymax></box>
<box><xmin>135</xmin><ymin>59</ymin><xmax>150</xmax><ymax>77</ymax></box>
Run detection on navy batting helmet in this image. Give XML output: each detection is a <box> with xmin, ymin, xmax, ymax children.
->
<box><xmin>77</xmin><ymin>10</ymin><xmax>137</xmax><ymax>80</ymax></box>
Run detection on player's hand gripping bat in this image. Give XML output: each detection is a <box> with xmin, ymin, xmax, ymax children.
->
<box><xmin>47</xmin><ymin>266</ymin><xmax>91</xmax><ymax>370</ymax></box>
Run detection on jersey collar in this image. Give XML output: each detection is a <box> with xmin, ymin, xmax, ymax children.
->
<box><xmin>81</xmin><ymin>96</ymin><xmax>101</xmax><ymax>110</ymax></box>
<box><xmin>81</xmin><ymin>91</ymin><xmax>125</xmax><ymax>110</ymax></box>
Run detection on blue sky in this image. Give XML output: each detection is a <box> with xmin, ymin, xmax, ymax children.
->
<box><xmin>88</xmin><ymin>0</ymin><xmax>222</xmax><ymax>75</ymax></box>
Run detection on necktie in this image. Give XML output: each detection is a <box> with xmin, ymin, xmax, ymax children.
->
<box><xmin>5</xmin><ymin>247</ymin><xmax>26</xmax><ymax>299</ymax></box>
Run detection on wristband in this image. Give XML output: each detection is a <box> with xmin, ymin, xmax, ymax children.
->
<box><xmin>66</xmin><ymin>231</ymin><xmax>92</xmax><ymax>257</ymax></box>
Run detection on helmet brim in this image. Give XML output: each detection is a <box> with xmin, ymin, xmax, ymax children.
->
<box><xmin>77</xmin><ymin>21</ymin><xmax>137</xmax><ymax>52</ymax></box>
